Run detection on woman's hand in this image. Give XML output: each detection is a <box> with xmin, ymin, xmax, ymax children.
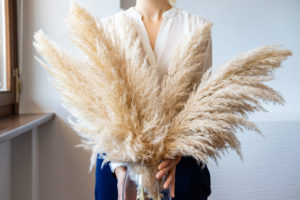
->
<box><xmin>115</xmin><ymin>166</ymin><xmax>127</xmax><ymax>200</ymax></box>
<box><xmin>156</xmin><ymin>156</ymin><xmax>181</xmax><ymax>198</ymax></box>
<box><xmin>115</xmin><ymin>166</ymin><xmax>137</xmax><ymax>200</ymax></box>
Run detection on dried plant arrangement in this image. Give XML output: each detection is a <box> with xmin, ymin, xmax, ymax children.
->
<box><xmin>33</xmin><ymin>1</ymin><xmax>292</xmax><ymax>199</ymax></box>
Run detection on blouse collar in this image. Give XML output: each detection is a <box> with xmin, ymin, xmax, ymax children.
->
<box><xmin>127</xmin><ymin>6</ymin><xmax>178</xmax><ymax>20</ymax></box>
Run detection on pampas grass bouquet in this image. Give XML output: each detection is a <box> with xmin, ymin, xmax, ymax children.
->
<box><xmin>32</xmin><ymin>1</ymin><xmax>292</xmax><ymax>199</ymax></box>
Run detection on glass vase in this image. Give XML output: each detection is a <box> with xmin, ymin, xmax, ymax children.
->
<box><xmin>122</xmin><ymin>170</ymin><xmax>171</xmax><ymax>200</ymax></box>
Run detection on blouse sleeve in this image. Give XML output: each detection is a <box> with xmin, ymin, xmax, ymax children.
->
<box><xmin>109</xmin><ymin>161</ymin><xmax>128</xmax><ymax>174</ymax></box>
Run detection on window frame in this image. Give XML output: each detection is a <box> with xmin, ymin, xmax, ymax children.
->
<box><xmin>0</xmin><ymin>0</ymin><xmax>19</xmax><ymax>117</ymax></box>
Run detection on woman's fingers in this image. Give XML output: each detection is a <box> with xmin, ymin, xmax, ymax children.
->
<box><xmin>156</xmin><ymin>161</ymin><xmax>173</xmax><ymax>179</ymax></box>
<box><xmin>156</xmin><ymin>165</ymin><xmax>172</xmax><ymax>179</ymax></box>
<box><xmin>158</xmin><ymin>159</ymin><xmax>171</xmax><ymax>170</ymax></box>
<box><xmin>158</xmin><ymin>156</ymin><xmax>181</xmax><ymax>171</ymax></box>
<box><xmin>163</xmin><ymin>169</ymin><xmax>174</xmax><ymax>189</ymax></box>
<box><xmin>155</xmin><ymin>158</ymin><xmax>179</xmax><ymax>198</ymax></box>
<box><xmin>175</xmin><ymin>156</ymin><xmax>181</xmax><ymax>164</ymax></box>
<box><xmin>156</xmin><ymin>158</ymin><xmax>179</xmax><ymax>179</ymax></box>
<box><xmin>170</xmin><ymin>170</ymin><xmax>176</xmax><ymax>198</ymax></box>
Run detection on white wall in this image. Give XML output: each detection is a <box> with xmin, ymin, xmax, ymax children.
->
<box><xmin>18</xmin><ymin>0</ymin><xmax>300</xmax><ymax>200</ymax></box>
<box><xmin>19</xmin><ymin>0</ymin><xmax>120</xmax><ymax>199</ymax></box>
<box><xmin>178</xmin><ymin>0</ymin><xmax>300</xmax><ymax>120</ymax></box>
<box><xmin>176</xmin><ymin>0</ymin><xmax>300</xmax><ymax>199</ymax></box>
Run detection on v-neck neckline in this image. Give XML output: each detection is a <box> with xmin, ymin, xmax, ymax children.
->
<box><xmin>129</xmin><ymin>6</ymin><xmax>178</xmax><ymax>65</ymax></box>
<box><xmin>140</xmin><ymin>14</ymin><xmax>164</xmax><ymax>56</ymax></box>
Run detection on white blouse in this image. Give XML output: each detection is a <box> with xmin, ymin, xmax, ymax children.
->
<box><xmin>107</xmin><ymin>5</ymin><xmax>213</xmax><ymax>173</ymax></box>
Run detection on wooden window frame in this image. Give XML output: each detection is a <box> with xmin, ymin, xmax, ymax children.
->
<box><xmin>0</xmin><ymin>0</ymin><xmax>19</xmax><ymax>117</ymax></box>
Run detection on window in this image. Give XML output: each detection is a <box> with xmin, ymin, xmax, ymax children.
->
<box><xmin>0</xmin><ymin>1</ymin><xmax>5</xmax><ymax>90</ymax></box>
<box><xmin>0</xmin><ymin>0</ymin><xmax>19</xmax><ymax>118</ymax></box>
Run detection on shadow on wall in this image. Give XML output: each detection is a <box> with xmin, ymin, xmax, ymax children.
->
<box><xmin>37</xmin><ymin>114</ymin><xmax>95</xmax><ymax>200</ymax></box>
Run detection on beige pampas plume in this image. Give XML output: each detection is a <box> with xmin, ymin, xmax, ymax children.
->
<box><xmin>33</xmin><ymin>0</ymin><xmax>292</xmax><ymax>198</ymax></box>
<box><xmin>160</xmin><ymin>22</ymin><xmax>213</xmax><ymax>123</ymax></box>
<box><xmin>163</xmin><ymin>45</ymin><xmax>292</xmax><ymax>167</ymax></box>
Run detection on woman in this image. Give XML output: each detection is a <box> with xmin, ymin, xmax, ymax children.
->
<box><xmin>95</xmin><ymin>0</ymin><xmax>212</xmax><ymax>199</ymax></box>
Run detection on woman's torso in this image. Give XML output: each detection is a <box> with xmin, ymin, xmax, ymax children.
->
<box><xmin>97</xmin><ymin>6</ymin><xmax>213</xmax><ymax>199</ymax></box>
<box><xmin>102</xmin><ymin>5</ymin><xmax>212</xmax><ymax>84</ymax></box>
<box><xmin>102</xmin><ymin>5</ymin><xmax>213</xmax><ymax>173</ymax></box>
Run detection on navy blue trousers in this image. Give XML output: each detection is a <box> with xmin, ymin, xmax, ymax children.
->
<box><xmin>95</xmin><ymin>155</ymin><xmax>211</xmax><ymax>200</ymax></box>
